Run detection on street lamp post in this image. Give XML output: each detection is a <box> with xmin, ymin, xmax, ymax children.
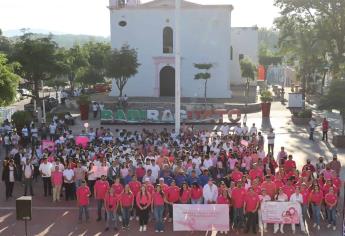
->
<box><xmin>175</xmin><ymin>0</ymin><xmax>181</xmax><ymax>134</ymax></box>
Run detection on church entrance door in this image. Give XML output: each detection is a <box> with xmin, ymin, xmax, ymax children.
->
<box><xmin>159</xmin><ymin>66</ymin><xmax>175</xmax><ymax>97</ymax></box>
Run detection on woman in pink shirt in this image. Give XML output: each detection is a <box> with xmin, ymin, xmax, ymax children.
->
<box><xmin>136</xmin><ymin>185</ymin><xmax>151</xmax><ymax>232</ymax></box>
<box><xmin>191</xmin><ymin>182</ymin><xmax>203</xmax><ymax>204</ymax></box>
<box><xmin>152</xmin><ymin>184</ymin><xmax>166</xmax><ymax>232</ymax></box>
<box><xmin>51</xmin><ymin>166</ymin><xmax>63</xmax><ymax>202</ymax></box>
<box><xmin>119</xmin><ymin>185</ymin><xmax>134</xmax><ymax>229</ymax></box>
<box><xmin>309</xmin><ymin>185</ymin><xmax>323</xmax><ymax>230</ymax></box>
<box><xmin>179</xmin><ymin>182</ymin><xmax>191</xmax><ymax>204</ymax></box>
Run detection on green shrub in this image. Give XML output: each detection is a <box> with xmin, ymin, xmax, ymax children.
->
<box><xmin>260</xmin><ymin>90</ymin><xmax>273</xmax><ymax>103</ymax></box>
<box><xmin>12</xmin><ymin>111</ymin><xmax>32</xmax><ymax>130</ymax></box>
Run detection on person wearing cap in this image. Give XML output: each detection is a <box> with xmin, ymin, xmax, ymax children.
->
<box><xmin>203</xmin><ymin>178</ymin><xmax>218</xmax><ymax>204</ymax></box>
<box><xmin>94</xmin><ymin>175</ymin><xmax>110</xmax><ymax>221</ymax></box>
<box><xmin>243</xmin><ymin>186</ymin><xmax>260</xmax><ymax>234</ymax></box>
<box><xmin>273</xmin><ymin>188</ymin><xmax>288</xmax><ymax>233</ymax></box>
<box><xmin>289</xmin><ymin>186</ymin><xmax>306</xmax><ymax>234</ymax></box>
<box><xmin>76</xmin><ymin>180</ymin><xmax>91</xmax><ymax>223</ymax></box>
<box><xmin>175</xmin><ymin>169</ymin><xmax>187</xmax><ymax>187</ymax></box>
<box><xmin>166</xmin><ymin>180</ymin><xmax>180</xmax><ymax>222</ymax></box>
<box><xmin>329</xmin><ymin>154</ymin><xmax>341</xmax><ymax>176</ymax></box>
<box><xmin>39</xmin><ymin>157</ymin><xmax>53</xmax><ymax>197</ymax></box>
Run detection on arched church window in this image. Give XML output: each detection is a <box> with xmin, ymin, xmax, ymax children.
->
<box><xmin>163</xmin><ymin>27</ymin><xmax>173</xmax><ymax>54</ymax></box>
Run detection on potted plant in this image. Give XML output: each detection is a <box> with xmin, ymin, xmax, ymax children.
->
<box><xmin>260</xmin><ymin>90</ymin><xmax>273</xmax><ymax>117</ymax></box>
<box><xmin>291</xmin><ymin>109</ymin><xmax>312</xmax><ymax>125</ymax></box>
<box><xmin>77</xmin><ymin>94</ymin><xmax>91</xmax><ymax>120</ymax></box>
<box><xmin>319</xmin><ymin>79</ymin><xmax>345</xmax><ymax>147</ymax></box>
<box><xmin>11</xmin><ymin>111</ymin><xmax>32</xmax><ymax>132</ymax></box>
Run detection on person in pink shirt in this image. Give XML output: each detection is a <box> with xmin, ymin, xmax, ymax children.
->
<box><xmin>179</xmin><ymin>182</ymin><xmax>191</xmax><ymax>204</ymax></box>
<box><xmin>152</xmin><ymin>184</ymin><xmax>166</xmax><ymax>232</ymax></box>
<box><xmin>94</xmin><ymin>175</ymin><xmax>110</xmax><ymax>221</ymax></box>
<box><xmin>76</xmin><ymin>180</ymin><xmax>91</xmax><ymax>223</ymax></box>
<box><xmin>166</xmin><ymin>180</ymin><xmax>180</xmax><ymax>222</ymax></box>
<box><xmin>119</xmin><ymin>185</ymin><xmax>134</xmax><ymax>229</ymax></box>
<box><xmin>325</xmin><ymin>187</ymin><xmax>337</xmax><ymax>231</ymax></box>
<box><xmin>282</xmin><ymin>178</ymin><xmax>295</xmax><ymax>200</ymax></box>
<box><xmin>129</xmin><ymin>175</ymin><xmax>141</xmax><ymax>219</ymax></box>
<box><xmin>231</xmin><ymin>182</ymin><xmax>246</xmax><ymax>231</ymax></box>
<box><xmin>320</xmin><ymin>166</ymin><xmax>335</xmax><ymax>180</ymax></box>
<box><xmin>104</xmin><ymin>187</ymin><xmax>119</xmax><ymax>231</ymax></box>
<box><xmin>111</xmin><ymin>177</ymin><xmax>124</xmax><ymax>197</ymax></box>
<box><xmin>190</xmin><ymin>182</ymin><xmax>203</xmax><ymax>204</ymax></box>
<box><xmin>136</xmin><ymin>185</ymin><xmax>151</xmax><ymax>231</ymax></box>
<box><xmin>51</xmin><ymin>165</ymin><xmax>63</xmax><ymax>202</ymax></box>
<box><xmin>230</xmin><ymin>166</ymin><xmax>243</xmax><ymax>182</ymax></box>
<box><xmin>309</xmin><ymin>185</ymin><xmax>323</xmax><ymax>230</ymax></box>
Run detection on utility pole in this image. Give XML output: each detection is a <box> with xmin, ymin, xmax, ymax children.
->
<box><xmin>41</xmin><ymin>80</ymin><xmax>46</xmax><ymax>123</ymax></box>
<box><xmin>175</xmin><ymin>0</ymin><xmax>181</xmax><ymax>134</ymax></box>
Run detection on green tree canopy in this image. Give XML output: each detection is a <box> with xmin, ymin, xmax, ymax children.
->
<box><xmin>319</xmin><ymin>79</ymin><xmax>345</xmax><ymax>135</ymax></box>
<box><xmin>11</xmin><ymin>34</ymin><xmax>62</xmax><ymax>103</ymax></box>
<box><xmin>194</xmin><ymin>63</ymin><xmax>213</xmax><ymax>106</ymax></box>
<box><xmin>240</xmin><ymin>57</ymin><xmax>256</xmax><ymax>81</ymax></box>
<box><xmin>0</xmin><ymin>53</ymin><xmax>20</xmax><ymax>106</ymax></box>
<box><xmin>105</xmin><ymin>44</ymin><xmax>139</xmax><ymax>96</ymax></box>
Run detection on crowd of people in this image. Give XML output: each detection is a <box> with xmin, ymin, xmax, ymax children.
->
<box><xmin>1</xmin><ymin>118</ymin><xmax>342</xmax><ymax>233</ymax></box>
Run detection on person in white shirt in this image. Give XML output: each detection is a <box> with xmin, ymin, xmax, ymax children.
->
<box><xmin>203</xmin><ymin>179</ymin><xmax>218</xmax><ymax>204</ymax></box>
<box><xmin>242</xmin><ymin>122</ymin><xmax>249</xmax><ymax>140</ymax></box>
<box><xmin>267</xmin><ymin>128</ymin><xmax>275</xmax><ymax>155</ymax></box>
<box><xmin>22</xmin><ymin>125</ymin><xmax>29</xmax><ymax>146</ymax></box>
<box><xmin>220</xmin><ymin>124</ymin><xmax>230</xmax><ymax>137</ymax></box>
<box><xmin>23</xmin><ymin>159</ymin><xmax>34</xmax><ymax>196</ymax></box>
<box><xmin>92</xmin><ymin>102</ymin><xmax>99</xmax><ymax>119</ymax></box>
<box><xmin>49</xmin><ymin>122</ymin><xmax>56</xmax><ymax>140</ymax></box>
<box><xmin>249</xmin><ymin>123</ymin><xmax>258</xmax><ymax>136</ymax></box>
<box><xmin>148</xmin><ymin>159</ymin><xmax>160</xmax><ymax>181</ymax></box>
<box><xmin>39</xmin><ymin>158</ymin><xmax>53</xmax><ymax>196</ymax></box>
<box><xmin>274</xmin><ymin>188</ymin><xmax>288</xmax><ymax>234</ymax></box>
<box><xmin>259</xmin><ymin>189</ymin><xmax>271</xmax><ymax>233</ymax></box>
<box><xmin>309</xmin><ymin>118</ymin><xmax>316</xmax><ymax>141</ymax></box>
<box><xmin>290</xmin><ymin>187</ymin><xmax>306</xmax><ymax>234</ymax></box>
<box><xmin>63</xmin><ymin>164</ymin><xmax>75</xmax><ymax>200</ymax></box>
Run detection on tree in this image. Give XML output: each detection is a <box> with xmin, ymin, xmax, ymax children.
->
<box><xmin>274</xmin><ymin>0</ymin><xmax>345</xmax><ymax>76</ymax></box>
<box><xmin>11</xmin><ymin>34</ymin><xmax>61</xmax><ymax>105</ymax></box>
<box><xmin>0</xmin><ymin>29</ymin><xmax>12</xmax><ymax>55</ymax></box>
<box><xmin>0</xmin><ymin>53</ymin><xmax>20</xmax><ymax>106</ymax></box>
<box><xmin>319</xmin><ymin>79</ymin><xmax>345</xmax><ymax>135</ymax></box>
<box><xmin>194</xmin><ymin>63</ymin><xmax>213</xmax><ymax>107</ymax></box>
<box><xmin>105</xmin><ymin>44</ymin><xmax>139</xmax><ymax>97</ymax></box>
<box><xmin>45</xmin><ymin>76</ymin><xmax>69</xmax><ymax>98</ymax></box>
<box><xmin>76</xmin><ymin>67</ymin><xmax>105</xmax><ymax>87</ymax></box>
<box><xmin>240</xmin><ymin>57</ymin><xmax>257</xmax><ymax>120</ymax></box>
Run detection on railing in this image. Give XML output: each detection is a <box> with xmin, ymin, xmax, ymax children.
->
<box><xmin>109</xmin><ymin>0</ymin><xmax>141</xmax><ymax>9</ymax></box>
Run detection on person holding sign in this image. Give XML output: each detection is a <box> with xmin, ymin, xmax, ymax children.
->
<box><xmin>273</xmin><ymin>188</ymin><xmax>288</xmax><ymax>234</ymax></box>
<box><xmin>289</xmin><ymin>187</ymin><xmax>306</xmax><ymax>234</ymax></box>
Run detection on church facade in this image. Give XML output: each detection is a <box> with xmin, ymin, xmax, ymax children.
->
<box><xmin>109</xmin><ymin>0</ymin><xmax>258</xmax><ymax>98</ymax></box>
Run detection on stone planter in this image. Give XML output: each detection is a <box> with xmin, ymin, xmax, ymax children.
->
<box><xmin>261</xmin><ymin>103</ymin><xmax>271</xmax><ymax>118</ymax></box>
<box><xmin>291</xmin><ymin>116</ymin><xmax>310</xmax><ymax>125</ymax></box>
<box><xmin>332</xmin><ymin>135</ymin><xmax>345</xmax><ymax>148</ymax></box>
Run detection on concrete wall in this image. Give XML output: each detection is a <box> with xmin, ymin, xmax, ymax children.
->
<box><xmin>110</xmin><ymin>6</ymin><xmax>232</xmax><ymax>98</ymax></box>
<box><xmin>230</xmin><ymin>27</ymin><xmax>259</xmax><ymax>85</ymax></box>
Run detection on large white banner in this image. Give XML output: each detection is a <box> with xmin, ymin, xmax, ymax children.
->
<box><xmin>261</xmin><ymin>201</ymin><xmax>301</xmax><ymax>224</ymax></box>
<box><xmin>173</xmin><ymin>204</ymin><xmax>229</xmax><ymax>231</ymax></box>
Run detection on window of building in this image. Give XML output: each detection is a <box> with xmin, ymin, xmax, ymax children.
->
<box><xmin>163</xmin><ymin>27</ymin><xmax>173</xmax><ymax>54</ymax></box>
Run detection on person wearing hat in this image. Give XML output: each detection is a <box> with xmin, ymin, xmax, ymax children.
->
<box><xmin>76</xmin><ymin>180</ymin><xmax>91</xmax><ymax>223</ymax></box>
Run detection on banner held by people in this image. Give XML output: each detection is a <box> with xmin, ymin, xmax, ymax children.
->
<box><xmin>261</xmin><ymin>201</ymin><xmax>301</xmax><ymax>224</ymax></box>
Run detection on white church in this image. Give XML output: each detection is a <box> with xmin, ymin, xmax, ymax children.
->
<box><xmin>109</xmin><ymin>0</ymin><xmax>258</xmax><ymax>98</ymax></box>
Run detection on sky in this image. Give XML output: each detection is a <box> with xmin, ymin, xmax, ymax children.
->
<box><xmin>0</xmin><ymin>0</ymin><xmax>280</xmax><ymax>36</ymax></box>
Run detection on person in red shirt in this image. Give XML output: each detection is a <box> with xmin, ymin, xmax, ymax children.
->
<box><xmin>300</xmin><ymin>183</ymin><xmax>310</xmax><ymax>221</ymax></box>
<box><xmin>309</xmin><ymin>185</ymin><xmax>323</xmax><ymax>230</ymax></box>
<box><xmin>230</xmin><ymin>166</ymin><xmax>243</xmax><ymax>182</ymax></box>
<box><xmin>94</xmin><ymin>175</ymin><xmax>110</xmax><ymax>221</ymax></box>
<box><xmin>152</xmin><ymin>184</ymin><xmax>167</xmax><ymax>232</ymax></box>
<box><xmin>190</xmin><ymin>182</ymin><xmax>203</xmax><ymax>204</ymax></box>
<box><xmin>144</xmin><ymin>178</ymin><xmax>155</xmax><ymax>195</ymax></box>
<box><xmin>323</xmin><ymin>179</ymin><xmax>338</xmax><ymax>195</ymax></box>
<box><xmin>166</xmin><ymin>180</ymin><xmax>180</xmax><ymax>222</ymax></box>
<box><xmin>179</xmin><ymin>182</ymin><xmax>191</xmax><ymax>204</ymax></box>
<box><xmin>261</xmin><ymin>175</ymin><xmax>276</xmax><ymax>199</ymax></box>
<box><xmin>243</xmin><ymin>187</ymin><xmax>260</xmax><ymax>234</ymax></box>
<box><xmin>282</xmin><ymin>178</ymin><xmax>295</xmax><ymax>200</ymax></box>
<box><xmin>136</xmin><ymin>185</ymin><xmax>151</xmax><ymax>232</ymax></box>
<box><xmin>217</xmin><ymin>189</ymin><xmax>230</xmax><ymax>204</ymax></box>
<box><xmin>111</xmin><ymin>177</ymin><xmax>124</xmax><ymax>197</ymax></box>
<box><xmin>284</xmin><ymin>155</ymin><xmax>296</xmax><ymax>173</ymax></box>
<box><xmin>129</xmin><ymin>175</ymin><xmax>141</xmax><ymax>220</ymax></box>
<box><xmin>158</xmin><ymin>177</ymin><xmax>169</xmax><ymax>195</ymax></box>
<box><xmin>104</xmin><ymin>187</ymin><xmax>119</xmax><ymax>231</ymax></box>
<box><xmin>119</xmin><ymin>184</ymin><xmax>134</xmax><ymax>229</ymax></box>
<box><xmin>249</xmin><ymin>165</ymin><xmax>264</xmax><ymax>182</ymax></box>
<box><xmin>231</xmin><ymin>182</ymin><xmax>246</xmax><ymax>231</ymax></box>
<box><xmin>302</xmin><ymin>160</ymin><xmax>315</xmax><ymax>173</ymax></box>
<box><xmin>325</xmin><ymin>187</ymin><xmax>337</xmax><ymax>230</ymax></box>
<box><xmin>76</xmin><ymin>180</ymin><xmax>91</xmax><ymax>223</ymax></box>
